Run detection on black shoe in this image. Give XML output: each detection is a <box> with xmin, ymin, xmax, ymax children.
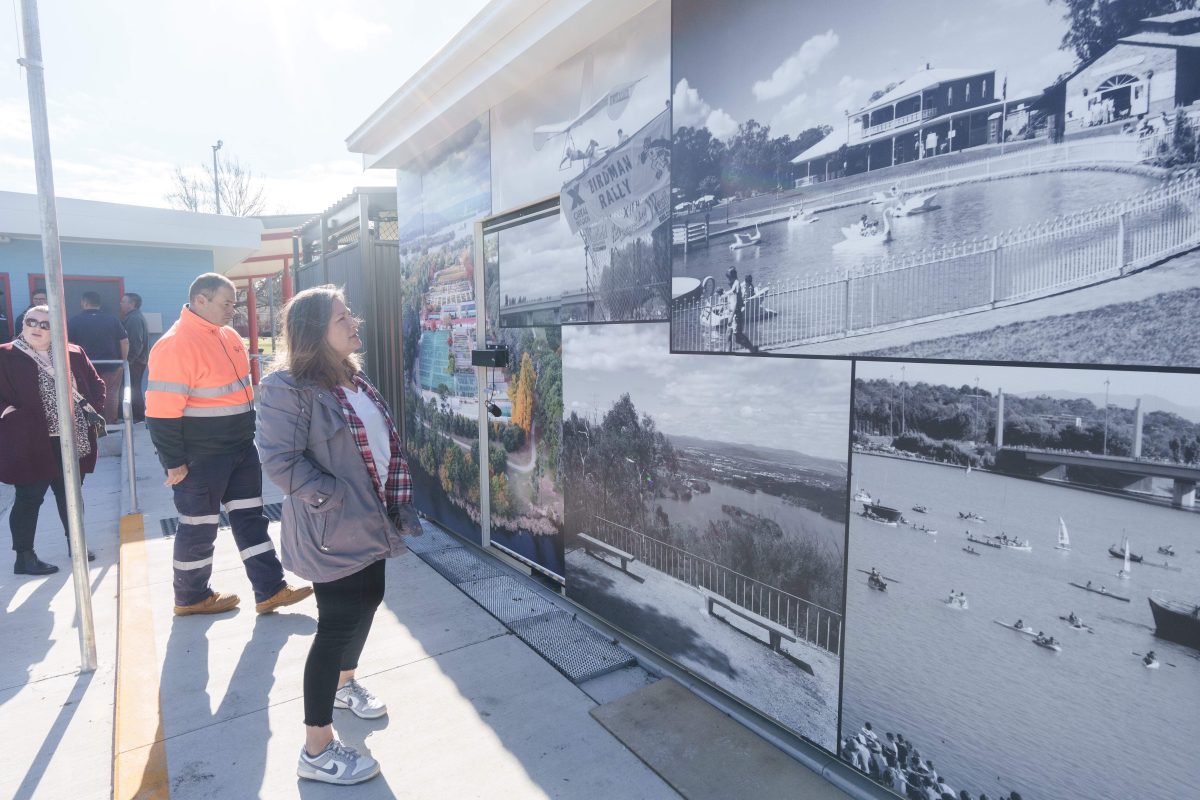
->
<box><xmin>14</xmin><ymin>550</ymin><xmax>59</xmax><ymax>575</ymax></box>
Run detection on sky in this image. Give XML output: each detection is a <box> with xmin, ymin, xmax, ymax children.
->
<box><xmin>563</xmin><ymin>324</ymin><xmax>851</xmax><ymax>461</ymax></box>
<box><xmin>0</xmin><ymin>0</ymin><xmax>489</xmax><ymax>214</ymax></box>
<box><xmin>672</xmin><ymin>0</ymin><xmax>1077</xmax><ymax>138</ymax></box>
<box><xmin>855</xmin><ymin>360</ymin><xmax>1200</xmax><ymax>420</ymax></box>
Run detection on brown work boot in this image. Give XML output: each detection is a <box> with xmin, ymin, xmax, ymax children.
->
<box><xmin>256</xmin><ymin>584</ymin><xmax>314</xmax><ymax>614</ymax></box>
<box><xmin>174</xmin><ymin>591</ymin><xmax>240</xmax><ymax>616</ymax></box>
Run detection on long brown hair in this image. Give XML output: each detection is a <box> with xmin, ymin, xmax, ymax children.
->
<box><xmin>273</xmin><ymin>285</ymin><xmax>361</xmax><ymax>389</ymax></box>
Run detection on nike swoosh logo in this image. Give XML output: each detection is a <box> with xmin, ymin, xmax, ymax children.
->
<box><xmin>309</xmin><ymin>760</ymin><xmax>341</xmax><ymax>777</ymax></box>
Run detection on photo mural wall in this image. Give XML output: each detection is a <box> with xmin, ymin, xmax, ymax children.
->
<box><xmin>843</xmin><ymin>361</ymin><xmax>1200</xmax><ymax>800</ymax></box>
<box><xmin>561</xmin><ymin>323</ymin><xmax>850</xmax><ymax>751</ymax></box>
<box><xmin>386</xmin><ymin>0</ymin><xmax>1199</xmax><ymax>796</ymax></box>
<box><xmin>491</xmin><ymin>0</ymin><xmax>672</xmax><ymax>325</ymax></box>
<box><xmin>398</xmin><ymin>113</ymin><xmax>491</xmax><ymax>545</ymax></box>
<box><xmin>670</xmin><ymin>0</ymin><xmax>1200</xmax><ymax>368</ymax></box>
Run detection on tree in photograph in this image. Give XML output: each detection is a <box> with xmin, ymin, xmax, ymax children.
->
<box><xmin>1050</xmin><ymin>0</ymin><xmax>1190</xmax><ymax>63</ymax></box>
<box><xmin>508</xmin><ymin>352</ymin><xmax>536</xmax><ymax>436</ymax></box>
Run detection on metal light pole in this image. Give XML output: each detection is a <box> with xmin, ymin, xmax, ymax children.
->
<box><xmin>212</xmin><ymin>139</ymin><xmax>223</xmax><ymax>214</ymax></box>
<box><xmin>18</xmin><ymin>0</ymin><xmax>97</xmax><ymax>672</ymax></box>
<box><xmin>1102</xmin><ymin>378</ymin><xmax>1111</xmax><ymax>456</ymax></box>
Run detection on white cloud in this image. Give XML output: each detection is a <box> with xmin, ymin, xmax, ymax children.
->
<box><xmin>752</xmin><ymin>31</ymin><xmax>839</xmax><ymax>102</ymax></box>
<box><xmin>705</xmin><ymin>108</ymin><xmax>739</xmax><ymax>140</ymax></box>
<box><xmin>672</xmin><ymin>78</ymin><xmax>711</xmax><ymax>129</ymax></box>
<box><xmin>315</xmin><ymin>9</ymin><xmax>393</xmax><ymax>53</ymax></box>
<box><xmin>673</xmin><ymin>78</ymin><xmax>738</xmax><ymax>139</ymax></box>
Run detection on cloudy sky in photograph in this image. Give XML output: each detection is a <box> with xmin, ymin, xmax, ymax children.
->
<box><xmin>563</xmin><ymin>324</ymin><xmax>851</xmax><ymax>460</ymax></box>
<box><xmin>0</xmin><ymin>0</ymin><xmax>487</xmax><ymax>212</ymax></box>
<box><xmin>498</xmin><ymin>213</ymin><xmax>588</xmax><ymax>301</ymax></box>
<box><xmin>491</xmin><ymin>1</ymin><xmax>669</xmax><ymax>212</ymax></box>
<box><xmin>672</xmin><ymin>0</ymin><xmax>1076</xmax><ymax>139</ymax></box>
<box><xmin>856</xmin><ymin>361</ymin><xmax>1200</xmax><ymax>422</ymax></box>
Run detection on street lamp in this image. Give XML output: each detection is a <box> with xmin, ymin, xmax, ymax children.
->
<box><xmin>211</xmin><ymin>139</ymin><xmax>223</xmax><ymax>214</ymax></box>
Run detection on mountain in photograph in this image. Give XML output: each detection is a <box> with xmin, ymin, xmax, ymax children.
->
<box><xmin>666</xmin><ymin>433</ymin><xmax>846</xmax><ymax>475</ymax></box>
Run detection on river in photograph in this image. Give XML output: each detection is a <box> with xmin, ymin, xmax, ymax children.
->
<box><xmin>842</xmin><ymin>454</ymin><xmax>1199</xmax><ymax>800</ymax></box>
<box><xmin>676</xmin><ymin>171</ymin><xmax>1161</xmax><ymax>285</ymax></box>
<box><xmin>654</xmin><ymin>479</ymin><xmax>845</xmax><ymax>553</ymax></box>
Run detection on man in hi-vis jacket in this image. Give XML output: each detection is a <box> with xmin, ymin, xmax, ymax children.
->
<box><xmin>147</xmin><ymin>273</ymin><xmax>312</xmax><ymax>616</ymax></box>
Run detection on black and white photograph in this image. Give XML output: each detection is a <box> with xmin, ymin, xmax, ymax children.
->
<box><xmin>491</xmin><ymin>1</ymin><xmax>672</xmax><ymax>325</ymax></box>
<box><xmin>561</xmin><ymin>323</ymin><xmax>850</xmax><ymax>750</ymax></box>
<box><xmin>842</xmin><ymin>360</ymin><xmax>1200</xmax><ymax>800</ymax></box>
<box><xmin>671</xmin><ymin>0</ymin><xmax>1200</xmax><ymax>366</ymax></box>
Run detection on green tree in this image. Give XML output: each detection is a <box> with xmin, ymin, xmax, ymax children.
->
<box><xmin>1049</xmin><ymin>0</ymin><xmax>1190</xmax><ymax>63</ymax></box>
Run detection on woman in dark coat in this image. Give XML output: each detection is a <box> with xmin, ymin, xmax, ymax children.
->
<box><xmin>0</xmin><ymin>305</ymin><xmax>105</xmax><ymax>575</ymax></box>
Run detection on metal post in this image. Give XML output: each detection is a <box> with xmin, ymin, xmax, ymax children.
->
<box><xmin>247</xmin><ymin>279</ymin><xmax>259</xmax><ymax>384</ymax></box>
<box><xmin>122</xmin><ymin>361</ymin><xmax>138</xmax><ymax>514</ymax></box>
<box><xmin>18</xmin><ymin>0</ymin><xmax>97</xmax><ymax>673</ymax></box>
<box><xmin>212</xmin><ymin>140</ymin><xmax>223</xmax><ymax>214</ymax></box>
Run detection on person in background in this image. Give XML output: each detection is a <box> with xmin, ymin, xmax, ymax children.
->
<box><xmin>120</xmin><ymin>292</ymin><xmax>149</xmax><ymax>422</ymax></box>
<box><xmin>147</xmin><ymin>272</ymin><xmax>311</xmax><ymax>617</ymax></box>
<box><xmin>13</xmin><ymin>291</ymin><xmax>47</xmax><ymax>340</ymax></box>
<box><xmin>0</xmin><ymin>305</ymin><xmax>105</xmax><ymax>574</ymax></box>
<box><xmin>257</xmin><ymin>285</ymin><xmax>417</xmax><ymax>786</ymax></box>
<box><xmin>68</xmin><ymin>291</ymin><xmax>127</xmax><ymax>363</ymax></box>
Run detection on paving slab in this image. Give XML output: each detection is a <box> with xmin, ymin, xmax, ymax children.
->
<box><xmin>591</xmin><ymin>678</ymin><xmax>852</xmax><ymax>800</ymax></box>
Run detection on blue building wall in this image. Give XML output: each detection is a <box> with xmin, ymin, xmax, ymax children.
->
<box><xmin>0</xmin><ymin>238</ymin><xmax>214</xmax><ymax>338</ymax></box>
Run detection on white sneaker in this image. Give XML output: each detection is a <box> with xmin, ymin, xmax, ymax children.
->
<box><xmin>297</xmin><ymin>739</ymin><xmax>380</xmax><ymax>785</ymax></box>
<box><xmin>333</xmin><ymin>678</ymin><xmax>388</xmax><ymax>719</ymax></box>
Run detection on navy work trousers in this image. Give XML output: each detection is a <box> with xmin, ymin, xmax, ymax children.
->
<box><xmin>171</xmin><ymin>444</ymin><xmax>285</xmax><ymax>606</ymax></box>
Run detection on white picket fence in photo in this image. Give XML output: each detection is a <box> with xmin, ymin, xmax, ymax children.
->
<box><xmin>672</xmin><ymin>170</ymin><xmax>1200</xmax><ymax>353</ymax></box>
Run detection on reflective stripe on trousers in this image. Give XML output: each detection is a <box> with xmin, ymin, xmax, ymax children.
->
<box><xmin>170</xmin><ymin>444</ymin><xmax>285</xmax><ymax>606</ymax></box>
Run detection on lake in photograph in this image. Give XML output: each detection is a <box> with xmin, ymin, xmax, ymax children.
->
<box><xmin>842</xmin><ymin>454</ymin><xmax>1199</xmax><ymax>800</ymax></box>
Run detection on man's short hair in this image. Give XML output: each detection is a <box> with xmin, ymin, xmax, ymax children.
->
<box><xmin>188</xmin><ymin>273</ymin><xmax>236</xmax><ymax>303</ymax></box>
<box><xmin>123</xmin><ymin>292</ymin><xmax>143</xmax><ymax>309</ymax></box>
<box><xmin>81</xmin><ymin>291</ymin><xmax>102</xmax><ymax>307</ymax></box>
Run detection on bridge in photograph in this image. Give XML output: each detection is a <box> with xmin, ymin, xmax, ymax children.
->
<box><xmin>500</xmin><ymin>288</ymin><xmax>593</xmax><ymax>325</ymax></box>
<box><xmin>995</xmin><ymin>448</ymin><xmax>1199</xmax><ymax>509</ymax></box>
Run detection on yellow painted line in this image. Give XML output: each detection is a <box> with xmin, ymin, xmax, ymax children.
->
<box><xmin>113</xmin><ymin>512</ymin><xmax>170</xmax><ymax>800</ymax></box>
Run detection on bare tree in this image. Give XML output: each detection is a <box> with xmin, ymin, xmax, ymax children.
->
<box><xmin>164</xmin><ymin>152</ymin><xmax>269</xmax><ymax>216</ymax></box>
<box><xmin>207</xmin><ymin>155</ymin><xmax>268</xmax><ymax>216</ymax></box>
<box><xmin>164</xmin><ymin>166</ymin><xmax>205</xmax><ymax>212</ymax></box>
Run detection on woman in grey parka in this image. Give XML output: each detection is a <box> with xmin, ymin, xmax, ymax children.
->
<box><xmin>257</xmin><ymin>285</ymin><xmax>416</xmax><ymax>786</ymax></box>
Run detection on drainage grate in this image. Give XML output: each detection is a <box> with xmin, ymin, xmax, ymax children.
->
<box><xmin>157</xmin><ymin>502</ymin><xmax>282</xmax><ymax>537</ymax></box>
<box><xmin>459</xmin><ymin>576</ymin><xmax>559</xmax><ymax>624</ymax></box>
<box><xmin>421</xmin><ymin>548</ymin><xmax>505</xmax><ymax>584</ymax></box>
<box><xmin>508</xmin><ymin>611</ymin><xmax>636</xmax><ymax>683</ymax></box>
<box><xmin>403</xmin><ymin>520</ymin><xmax>466</xmax><ymax>554</ymax></box>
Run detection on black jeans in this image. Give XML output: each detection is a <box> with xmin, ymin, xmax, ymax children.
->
<box><xmin>9</xmin><ymin>441</ymin><xmax>84</xmax><ymax>552</ymax></box>
<box><xmin>303</xmin><ymin>559</ymin><xmax>386</xmax><ymax>727</ymax></box>
<box><xmin>129</xmin><ymin>361</ymin><xmax>146</xmax><ymax>422</ymax></box>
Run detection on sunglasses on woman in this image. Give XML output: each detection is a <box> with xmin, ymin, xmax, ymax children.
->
<box><xmin>24</xmin><ymin>318</ymin><xmax>51</xmax><ymax>330</ymax></box>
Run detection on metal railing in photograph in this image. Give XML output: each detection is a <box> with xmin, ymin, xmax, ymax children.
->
<box><xmin>588</xmin><ymin>515</ymin><xmax>843</xmax><ymax>655</ymax></box>
<box><xmin>672</xmin><ymin>171</ymin><xmax>1200</xmax><ymax>353</ymax></box>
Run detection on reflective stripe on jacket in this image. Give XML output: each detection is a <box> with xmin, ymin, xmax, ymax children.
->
<box><xmin>146</xmin><ymin>305</ymin><xmax>256</xmax><ymax>468</ymax></box>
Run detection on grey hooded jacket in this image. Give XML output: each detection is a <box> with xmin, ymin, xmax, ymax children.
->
<box><xmin>256</xmin><ymin>369</ymin><xmax>409</xmax><ymax>583</ymax></box>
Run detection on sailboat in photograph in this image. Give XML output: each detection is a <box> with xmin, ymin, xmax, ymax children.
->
<box><xmin>1118</xmin><ymin>538</ymin><xmax>1132</xmax><ymax>580</ymax></box>
<box><xmin>1055</xmin><ymin>517</ymin><xmax>1070</xmax><ymax>551</ymax></box>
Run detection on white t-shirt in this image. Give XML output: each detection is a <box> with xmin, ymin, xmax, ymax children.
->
<box><xmin>343</xmin><ymin>386</ymin><xmax>391</xmax><ymax>482</ymax></box>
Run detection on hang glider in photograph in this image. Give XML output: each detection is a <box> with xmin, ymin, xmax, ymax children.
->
<box><xmin>533</xmin><ymin>74</ymin><xmax>646</xmax><ymax>164</ymax></box>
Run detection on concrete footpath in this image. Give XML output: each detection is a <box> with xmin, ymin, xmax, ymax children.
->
<box><xmin>3</xmin><ymin>425</ymin><xmax>867</xmax><ymax>799</ymax></box>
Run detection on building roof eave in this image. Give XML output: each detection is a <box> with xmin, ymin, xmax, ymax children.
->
<box><xmin>345</xmin><ymin>0</ymin><xmax>658</xmax><ymax>170</ymax></box>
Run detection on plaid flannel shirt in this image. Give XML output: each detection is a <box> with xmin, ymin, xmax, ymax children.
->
<box><xmin>332</xmin><ymin>374</ymin><xmax>412</xmax><ymax>514</ymax></box>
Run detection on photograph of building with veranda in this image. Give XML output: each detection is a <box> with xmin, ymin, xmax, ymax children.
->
<box><xmin>670</xmin><ymin>0</ymin><xmax>1200</xmax><ymax>367</ymax></box>
<box><xmin>842</xmin><ymin>360</ymin><xmax>1200</xmax><ymax>800</ymax></box>
<box><xmin>399</xmin><ymin>115</ymin><xmax>491</xmax><ymax>544</ymax></box>
<box><xmin>561</xmin><ymin>323</ymin><xmax>850</xmax><ymax>750</ymax></box>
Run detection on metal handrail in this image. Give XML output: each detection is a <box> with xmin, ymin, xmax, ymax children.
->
<box><xmin>91</xmin><ymin>358</ymin><xmax>138</xmax><ymax>514</ymax></box>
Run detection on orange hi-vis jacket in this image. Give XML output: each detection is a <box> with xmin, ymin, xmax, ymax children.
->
<box><xmin>146</xmin><ymin>305</ymin><xmax>256</xmax><ymax>469</ymax></box>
